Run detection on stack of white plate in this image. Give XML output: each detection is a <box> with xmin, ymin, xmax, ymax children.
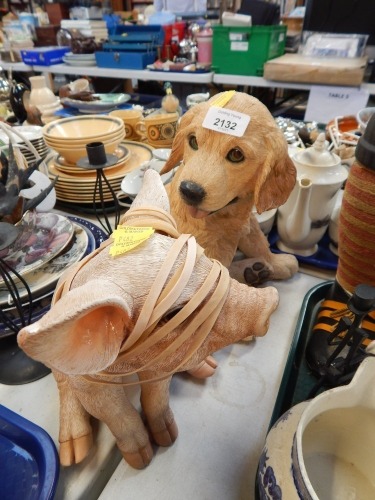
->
<box><xmin>62</xmin><ymin>52</ymin><xmax>96</xmax><ymax>67</ymax></box>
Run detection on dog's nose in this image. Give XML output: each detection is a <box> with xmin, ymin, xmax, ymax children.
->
<box><xmin>179</xmin><ymin>181</ymin><xmax>206</xmax><ymax>205</ymax></box>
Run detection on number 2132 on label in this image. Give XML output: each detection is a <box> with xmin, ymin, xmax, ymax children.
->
<box><xmin>202</xmin><ymin>107</ymin><xmax>251</xmax><ymax>137</ymax></box>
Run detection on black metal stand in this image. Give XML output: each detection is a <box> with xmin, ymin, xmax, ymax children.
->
<box><xmin>0</xmin><ymin>257</ymin><xmax>51</xmax><ymax>385</ymax></box>
<box><xmin>308</xmin><ymin>284</ymin><xmax>375</xmax><ymax>398</ymax></box>
<box><xmin>77</xmin><ymin>141</ymin><xmax>121</xmax><ymax>236</ymax></box>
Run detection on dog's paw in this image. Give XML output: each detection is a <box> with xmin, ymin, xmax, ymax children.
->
<box><xmin>229</xmin><ymin>258</ymin><xmax>273</xmax><ymax>285</ymax></box>
<box><xmin>270</xmin><ymin>253</ymin><xmax>299</xmax><ymax>280</ymax></box>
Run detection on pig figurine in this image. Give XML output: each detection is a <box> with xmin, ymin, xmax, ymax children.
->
<box><xmin>18</xmin><ymin>169</ymin><xmax>279</xmax><ymax>470</ymax></box>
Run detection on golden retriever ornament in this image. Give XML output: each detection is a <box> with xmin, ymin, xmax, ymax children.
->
<box><xmin>160</xmin><ymin>91</ymin><xmax>298</xmax><ymax>285</ymax></box>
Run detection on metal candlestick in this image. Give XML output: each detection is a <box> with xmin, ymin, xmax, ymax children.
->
<box><xmin>77</xmin><ymin>141</ymin><xmax>121</xmax><ymax>236</ymax></box>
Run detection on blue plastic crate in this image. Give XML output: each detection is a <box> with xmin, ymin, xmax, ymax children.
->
<box><xmin>20</xmin><ymin>46</ymin><xmax>70</xmax><ymax>66</ymax></box>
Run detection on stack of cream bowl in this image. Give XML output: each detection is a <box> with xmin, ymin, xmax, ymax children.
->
<box><xmin>42</xmin><ymin>115</ymin><xmax>125</xmax><ymax>165</ymax></box>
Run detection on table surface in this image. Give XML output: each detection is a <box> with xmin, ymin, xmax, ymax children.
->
<box><xmin>0</xmin><ymin>70</ymin><xmax>336</xmax><ymax>497</ymax></box>
<box><xmin>2</xmin><ymin>60</ymin><xmax>375</xmax><ymax>93</ymax></box>
<box><xmin>0</xmin><ymin>256</ymin><xmax>324</xmax><ymax>499</ymax></box>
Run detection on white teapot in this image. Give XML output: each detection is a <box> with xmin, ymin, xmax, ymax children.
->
<box><xmin>277</xmin><ymin>133</ymin><xmax>348</xmax><ymax>256</ymax></box>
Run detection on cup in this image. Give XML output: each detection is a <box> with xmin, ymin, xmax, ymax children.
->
<box><xmin>109</xmin><ymin>109</ymin><xmax>145</xmax><ymax>141</ymax></box>
<box><xmin>68</xmin><ymin>78</ymin><xmax>90</xmax><ymax>93</ymax></box>
<box><xmin>186</xmin><ymin>92</ymin><xmax>210</xmax><ymax>109</ymax></box>
<box><xmin>141</xmin><ymin>112</ymin><xmax>179</xmax><ymax>148</ymax></box>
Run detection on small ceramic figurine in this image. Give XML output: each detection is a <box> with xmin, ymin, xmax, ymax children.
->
<box><xmin>160</xmin><ymin>91</ymin><xmax>299</xmax><ymax>285</ymax></box>
<box><xmin>161</xmin><ymin>82</ymin><xmax>180</xmax><ymax>114</ymax></box>
<box><xmin>17</xmin><ymin>169</ymin><xmax>279</xmax><ymax>470</ymax></box>
<box><xmin>306</xmin><ymin>113</ymin><xmax>375</xmax><ymax>383</ymax></box>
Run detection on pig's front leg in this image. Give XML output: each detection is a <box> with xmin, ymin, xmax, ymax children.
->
<box><xmin>71</xmin><ymin>376</ymin><xmax>153</xmax><ymax>469</ymax></box>
<box><xmin>53</xmin><ymin>370</ymin><xmax>93</xmax><ymax>466</ymax></box>
<box><xmin>139</xmin><ymin>373</ymin><xmax>178</xmax><ymax>447</ymax></box>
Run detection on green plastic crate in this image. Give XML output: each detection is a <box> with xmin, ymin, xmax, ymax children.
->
<box><xmin>212</xmin><ymin>25</ymin><xmax>287</xmax><ymax>76</ymax></box>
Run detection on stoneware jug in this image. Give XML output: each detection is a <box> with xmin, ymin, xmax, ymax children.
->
<box><xmin>258</xmin><ymin>356</ymin><xmax>375</xmax><ymax>499</ymax></box>
<box><xmin>277</xmin><ymin>133</ymin><xmax>348</xmax><ymax>256</ymax></box>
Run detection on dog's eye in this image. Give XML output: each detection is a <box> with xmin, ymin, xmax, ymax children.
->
<box><xmin>188</xmin><ymin>135</ymin><xmax>198</xmax><ymax>150</ymax></box>
<box><xmin>227</xmin><ymin>148</ymin><xmax>244</xmax><ymax>163</ymax></box>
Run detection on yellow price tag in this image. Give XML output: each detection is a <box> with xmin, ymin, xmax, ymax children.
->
<box><xmin>210</xmin><ymin>90</ymin><xmax>236</xmax><ymax>108</ymax></box>
<box><xmin>110</xmin><ymin>226</ymin><xmax>155</xmax><ymax>257</ymax></box>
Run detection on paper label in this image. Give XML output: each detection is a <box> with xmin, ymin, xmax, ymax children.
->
<box><xmin>305</xmin><ymin>85</ymin><xmax>369</xmax><ymax>124</ymax></box>
<box><xmin>110</xmin><ymin>226</ymin><xmax>155</xmax><ymax>257</ymax></box>
<box><xmin>229</xmin><ymin>33</ymin><xmax>248</xmax><ymax>41</ymax></box>
<box><xmin>230</xmin><ymin>41</ymin><xmax>249</xmax><ymax>52</ymax></box>
<box><xmin>202</xmin><ymin>106</ymin><xmax>251</xmax><ymax>137</ymax></box>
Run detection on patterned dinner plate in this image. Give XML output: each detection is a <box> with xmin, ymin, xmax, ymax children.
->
<box><xmin>0</xmin><ymin>212</ymin><xmax>74</xmax><ymax>283</ymax></box>
<box><xmin>0</xmin><ymin>222</ymin><xmax>88</xmax><ymax>306</ymax></box>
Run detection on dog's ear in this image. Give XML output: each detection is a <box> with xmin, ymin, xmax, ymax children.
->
<box><xmin>159</xmin><ymin>107</ymin><xmax>200</xmax><ymax>174</ymax></box>
<box><xmin>253</xmin><ymin>134</ymin><xmax>296</xmax><ymax>213</ymax></box>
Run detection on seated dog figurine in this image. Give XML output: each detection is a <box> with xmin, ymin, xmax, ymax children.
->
<box><xmin>160</xmin><ymin>91</ymin><xmax>299</xmax><ymax>286</ymax></box>
<box><xmin>18</xmin><ymin>169</ymin><xmax>279</xmax><ymax>470</ymax></box>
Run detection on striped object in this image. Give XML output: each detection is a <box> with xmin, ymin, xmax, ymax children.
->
<box><xmin>337</xmin><ymin>161</ymin><xmax>375</xmax><ymax>294</ymax></box>
<box><xmin>312</xmin><ymin>298</ymin><xmax>375</xmax><ymax>347</ymax></box>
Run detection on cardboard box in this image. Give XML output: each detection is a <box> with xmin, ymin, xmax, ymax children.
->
<box><xmin>264</xmin><ymin>53</ymin><xmax>368</xmax><ymax>86</ymax></box>
<box><xmin>20</xmin><ymin>46</ymin><xmax>70</xmax><ymax>66</ymax></box>
<box><xmin>35</xmin><ymin>26</ymin><xmax>60</xmax><ymax>47</ymax></box>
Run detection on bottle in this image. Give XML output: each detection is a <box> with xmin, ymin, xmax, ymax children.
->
<box><xmin>196</xmin><ymin>28</ymin><xmax>213</xmax><ymax>66</ymax></box>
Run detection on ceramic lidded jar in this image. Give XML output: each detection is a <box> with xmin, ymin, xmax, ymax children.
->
<box><xmin>258</xmin><ymin>357</ymin><xmax>375</xmax><ymax>499</ymax></box>
<box><xmin>277</xmin><ymin>133</ymin><xmax>348</xmax><ymax>256</ymax></box>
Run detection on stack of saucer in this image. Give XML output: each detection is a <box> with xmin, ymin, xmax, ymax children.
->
<box><xmin>0</xmin><ymin>125</ymin><xmax>49</xmax><ymax>165</ymax></box>
<box><xmin>62</xmin><ymin>52</ymin><xmax>96</xmax><ymax>67</ymax></box>
<box><xmin>46</xmin><ymin>140</ymin><xmax>154</xmax><ymax>204</ymax></box>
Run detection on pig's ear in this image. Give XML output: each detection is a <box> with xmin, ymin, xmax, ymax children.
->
<box><xmin>18</xmin><ymin>280</ymin><xmax>133</xmax><ymax>375</ymax></box>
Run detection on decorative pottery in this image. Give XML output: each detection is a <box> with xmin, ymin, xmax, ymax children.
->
<box><xmin>258</xmin><ymin>357</ymin><xmax>375</xmax><ymax>499</ymax></box>
<box><xmin>28</xmin><ymin>75</ymin><xmax>59</xmax><ymax>111</ymax></box>
<box><xmin>9</xmin><ymin>80</ymin><xmax>29</xmax><ymax>123</ymax></box>
<box><xmin>277</xmin><ymin>133</ymin><xmax>348</xmax><ymax>256</ymax></box>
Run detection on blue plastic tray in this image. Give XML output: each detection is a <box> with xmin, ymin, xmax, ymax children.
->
<box><xmin>0</xmin><ymin>404</ymin><xmax>59</xmax><ymax>500</ymax></box>
<box><xmin>269</xmin><ymin>227</ymin><xmax>338</xmax><ymax>271</ymax></box>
